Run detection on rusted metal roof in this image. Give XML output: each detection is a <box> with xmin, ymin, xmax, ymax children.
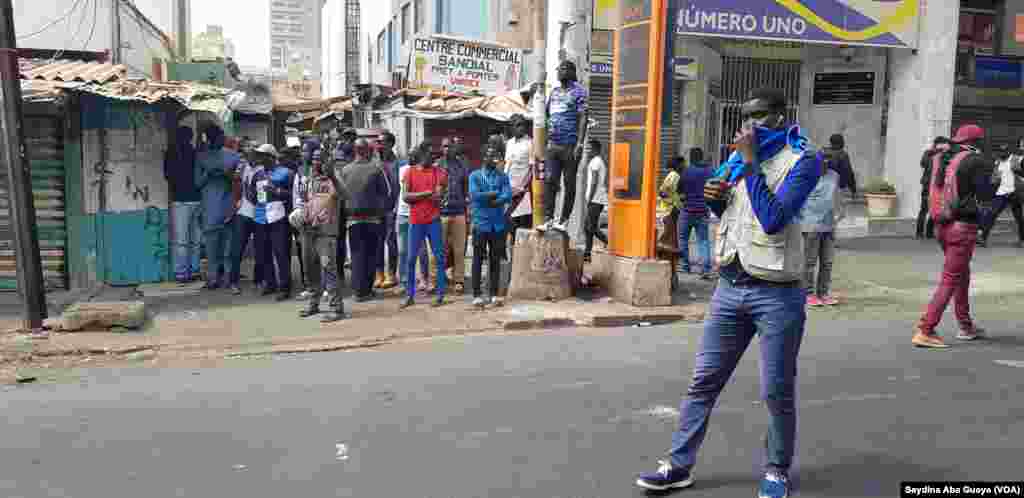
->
<box><xmin>19</xmin><ymin>59</ymin><xmax>127</xmax><ymax>84</ymax></box>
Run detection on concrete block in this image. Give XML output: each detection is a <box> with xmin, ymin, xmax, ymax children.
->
<box><xmin>507</xmin><ymin>229</ymin><xmax>574</xmax><ymax>302</ymax></box>
<box><xmin>591</xmin><ymin>251</ymin><xmax>672</xmax><ymax>307</ymax></box>
<box><xmin>54</xmin><ymin>301</ymin><xmax>147</xmax><ymax>332</ymax></box>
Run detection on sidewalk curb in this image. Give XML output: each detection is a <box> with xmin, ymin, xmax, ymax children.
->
<box><xmin>502</xmin><ymin>309</ymin><xmax>705</xmax><ymax>331</ymax></box>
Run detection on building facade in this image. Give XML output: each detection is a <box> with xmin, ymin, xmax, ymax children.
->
<box><xmin>646</xmin><ymin>0</ymin><xmax>1015</xmax><ymax>220</ymax></box>
<box><xmin>13</xmin><ymin>0</ymin><xmax>176</xmax><ymax>78</ymax></box>
<box><xmin>269</xmin><ymin>0</ymin><xmax>323</xmax><ymax>79</ymax></box>
<box><xmin>369</xmin><ymin>0</ymin><xmax>504</xmax><ymax>86</ymax></box>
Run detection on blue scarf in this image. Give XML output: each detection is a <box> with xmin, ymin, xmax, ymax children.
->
<box><xmin>713</xmin><ymin>125</ymin><xmax>809</xmax><ymax>183</ymax></box>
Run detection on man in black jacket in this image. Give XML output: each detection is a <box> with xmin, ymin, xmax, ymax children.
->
<box><xmin>340</xmin><ymin>139</ymin><xmax>392</xmax><ymax>302</ymax></box>
<box><xmin>917</xmin><ymin>136</ymin><xmax>951</xmax><ymax>239</ymax></box>
<box><xmin>914</xmin><ymin>125</ymin><xmax>994</xmax><ymax>348</ymax></box>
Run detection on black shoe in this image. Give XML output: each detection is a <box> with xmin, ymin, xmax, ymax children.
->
<box><xmin>203</xmin><ymin>281</ymin><xmax>220</xmax><ymax>290</ymax></box>
<box><xmin>320</xmin><ymin>308</ymin><xmax>345</xmax><ymax>322</ymax></box>
<box><xmin>275</xmin><ymin>290</ymin><xmax>291</xmax><ymax>302</ymax></box>
<box><xmin>299</xmin><ymin>304</ymin><xmax>320</xmax><ymax>318</ymax></box>
<box><xmin>355</xmin><ymin>294</ymin><xmax>372</xmax><ymax>303</ymax></box>
<box><xmin>582</xmin><ymin>253</ymin><xmax>592</xmax><ymax>263</ymax></box>
<box><xmin>399</xmin><ymin>297</ymin><xmax>414</xmax><ymax>309</ymax></box>
<box><xmin>978</xmin><ymin>238</ymin><xmax>988</xmax><ymax>248</ymax></box>
<box><xmin>261</xmin><ymin>286</ymin><xmax>277</xmax><ymax>296</ymax></box>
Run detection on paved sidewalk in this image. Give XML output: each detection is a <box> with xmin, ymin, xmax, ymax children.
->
<box><xmin>4</xmin><ymin>232</ymin><xmax>1024</xmax><ymax>379</ymax></box>
<box><xmin>0</xmin><ymin>274</ymin><xmax>710</xmax><ymax>365</ymax></box>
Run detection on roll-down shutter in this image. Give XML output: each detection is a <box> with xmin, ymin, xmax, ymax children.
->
<box><xmin>0</xmin><ymin>115</ymin><xmax>66</xmax><ymax>291</ymax></box>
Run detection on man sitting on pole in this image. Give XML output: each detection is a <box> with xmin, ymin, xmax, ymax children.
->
<box><xmin>636</xmin><ymin>87</ymin><xmax>821</xmax><ymax>498</ymax></box>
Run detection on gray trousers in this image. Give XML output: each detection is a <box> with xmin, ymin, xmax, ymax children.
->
<box><xmin>803</xmin><ymin>231</ymin><xmax>835</xmax><ymax>297</ymax></box>
<box><xmin>304</xmin><ymin>230</ymin><xmax>341</xmax><ymax>302</ymax></box>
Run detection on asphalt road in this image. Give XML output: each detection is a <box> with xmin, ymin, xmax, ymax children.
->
<box><xmin>3</xmin><ymin>303</ymin><xmax>1024</xmax><ymax>498</ymax></box>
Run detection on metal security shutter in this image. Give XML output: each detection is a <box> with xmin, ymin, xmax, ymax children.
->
<box><xmin>719</xmin><ymin>57</ymin><xmax>801</xmax><ymax>153</ymax></box>
<box><xmin>0</xmin><ymin>116</ymin><xmax>66</xmax><ymax>291</ymax></box>
<box><xmin>589</xmin><ymin>77</ymin><xmax>613</xmax><ymax>151</ymax></box>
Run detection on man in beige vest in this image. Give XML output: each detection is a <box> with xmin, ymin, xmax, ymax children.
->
<box><xmin>637</xmin><ymin>88</ymin><xmax>822</xmax><ymax>498</ymax></box>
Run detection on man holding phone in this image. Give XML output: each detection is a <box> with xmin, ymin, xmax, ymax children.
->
<box><xmin>636</xmin><ymin>88</ymin><xmax>822</xmax><ymax>498</ymax></box>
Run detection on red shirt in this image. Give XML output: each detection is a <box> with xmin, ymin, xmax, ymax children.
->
<box><xmin>406</xmin><ymin>166</ymin><xmax>448</xmax><ymax>225</ymax></box>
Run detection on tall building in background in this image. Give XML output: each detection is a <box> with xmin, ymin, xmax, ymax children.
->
<box><xmin>192</xmin><ymin>24</ymin><xmax>236</xmax><ymax>61</ymax></box>
<box><xmin>321</xmin><ymin>0</ymin><xmax>360</xmax><ymax>97</ymax></box>
<box><xmin>269</xmin><ymin>0</ymin><xmax>322</xmax><ymax>79</ymax></box>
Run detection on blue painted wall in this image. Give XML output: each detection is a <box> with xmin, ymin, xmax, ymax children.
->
<box><xmin>74</xmin><ymin>95</ymin><xmax>173</xmax><ymax>286</ymax></box>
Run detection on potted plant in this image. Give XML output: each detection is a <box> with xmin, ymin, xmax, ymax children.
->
<box><xmin>863</xmin><ymin>178</ymin><xmax>897</xmax><ymax>217</ymax></box>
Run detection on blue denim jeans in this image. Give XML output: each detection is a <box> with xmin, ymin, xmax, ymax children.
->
<box><xmin>678</xmin><ymin>213</ymin><xmax>711</xmax><ymax>273</ymax></box>
<box><xmin>406</xmin><ymin>219</ymin><xmax>446</xmax><ymax>298</ymax></box>
<box><xmin>203</xmin><ymin>226</ymin><xmax>229</xmax><ymax>285</ymax></box>
<box><xmin>172</xmin><ymin>202</ymin><xmax>202</xmax><ymax>281</ymax></box>
<box><xmin>397</xmin><ymin>215</ymin><xmax>429</xmax><ymax>282</ymax></box>
<box><xmin>669</xmin><ymin>277</ymin><xmax>806</xmax><ymax>474</ymax></box>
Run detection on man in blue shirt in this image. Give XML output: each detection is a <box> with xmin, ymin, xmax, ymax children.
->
<box><xmin>637</xmin><ymin>88</ymin><xmax>821</xmax><ymax>498</ymax></box>
<box><xmin>541</xmin><ymin>60</ymin><xmax>588</xmax><ymax>231</ymax></box>
<box><xmin>469</xmin><ymin>135</ymin><xmax>513</xmax><ymax>308</ymax></box>
<box><xmin>678</xmin><ymin>147</ymin><xmax>714</xmax><ymax>278</ymax></box>
<box><xmin>195</xmin><ymin>126</ymin><xmax>239</xmax><ymax>290</ymax></box>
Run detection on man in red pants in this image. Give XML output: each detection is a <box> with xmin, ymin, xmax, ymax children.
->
<box><xmin>913</xmin><ymin>124</ymin><xmax>994</xmax><ymax>348</ymax></box>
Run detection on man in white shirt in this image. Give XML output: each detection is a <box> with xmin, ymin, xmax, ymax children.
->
<box><xmin>980</xmin><ymin>142</ymin><xmax>1024</xmax><ymax>248</ymax></box>
<box><xmin>583</xmin><ymin>139</ymin><xmax>608</xmax><ymax>261</ymax></box>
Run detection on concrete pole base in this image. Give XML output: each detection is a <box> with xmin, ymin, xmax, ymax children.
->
<box><xmin>507</xmin><ymin>228</ymin><xmax>581</xmax><ymax>302</ymax></box>
<box><xmin>589</xmin><ymin>250</ymin><xmax>672</xmax><ymax>307</ymax></box>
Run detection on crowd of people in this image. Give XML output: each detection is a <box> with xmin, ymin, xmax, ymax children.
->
<box><xmin>162</xmin><ymin>113</ymin><xmax>592</xmax><ymax>320</ymax></box>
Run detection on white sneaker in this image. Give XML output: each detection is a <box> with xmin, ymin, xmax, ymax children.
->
<box><xmin>536</xmin><ymin>221</ymin><xmax>550</xmax><ymax>232</ymax></box>
<box><xmin>297</xmin><ymin>290</ymin><xmax>313</xmax><ymax>300</ymax></box>
<box><xmin>491</xmin><ymin>296</ymin><xmax>504</xmax><ymax>307</ymax></box>
<box><xmin>553</xmin><ymin>222</ymin><xmax>568</xmax><ymax>232</ymax></box>
<box><xmin>473</xmin><ymin>297</ymin><xmax>487</xmax><ymax>308</ymax></box>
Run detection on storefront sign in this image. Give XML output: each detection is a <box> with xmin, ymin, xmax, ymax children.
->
<box><xmin>595</xmin><ymin>0</ymin><xmax>618</xmax><ymax>30</ymax></box>
<box><xmin>812</xmin><ymin>72</ymin><xmax>875</xmax><ymax>105</ymax></box>
<box><xmin>406</xmin><ymin>36</ymin><xmax>523</xmax><ymax>94</ymax></box>
<box><xmin>675</xmin><ymin>0</ymin><xmax>921</xmax><ymax>49</ymax></box>
<box><xmin>1016</xmin><ymin>15</ymin><xmax>1024</xmax><ymax>44</ymax></box>
<box><xmin>591</xmin><ymin>62</ymin><xmax>613</xmax><ymax>75</ymax></box>
<box><xmin>974</xmin><ymin>57</ymin><xmax>1023</xmax><ymax>90</ymax></box>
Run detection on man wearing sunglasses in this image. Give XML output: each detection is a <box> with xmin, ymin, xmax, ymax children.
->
<box><xmin>636</xmin><ymin>88</ymin><xmax>822</xmax><ymax>498</ymax></box>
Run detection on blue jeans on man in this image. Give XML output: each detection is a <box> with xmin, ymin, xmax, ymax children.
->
<box><xmin>406</xmin><ymin>219</ymin><xmax>446</xmax><ymax>299</ymax></box>
<box><xmin>397</xmin><ymin>215</ymin><xmax>429</xmax><ymax>285</ymax></box>
<box><xmin>669</xmin><ymin>276</ymin><xmax>805</xmax><ymax>474</ymax></box>
<box><xmin>678</xmin><ymin>212</ymin><xmax>711</xmax><ymax>274</ymax></box>
<box><xmin>203</xmin><ymin>225</ymin><xmax>229</xmax><ymax>286</ymax></box>
<box><xmin>172</xmin><ymin>201</ymin><xmax>202</xmax><ymax>282</ymax></box>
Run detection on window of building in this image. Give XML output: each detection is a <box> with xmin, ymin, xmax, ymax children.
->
<box><xmin>402</xmin><ymin>4</ymin><xmax>411</xmax><ymax>43</ymax></box>
<box><xmin>378</xmin><ymin>31</ymin><xmax>386</xmax><ymax>63</ymax></box>
<box><xmin>415</xmin><ymin>0</ymin><xmax>424</xmax><ymax>33</ymax></box>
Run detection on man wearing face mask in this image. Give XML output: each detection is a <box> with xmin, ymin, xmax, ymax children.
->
<box><xmin>636</xmin><ymin>88</ymin><xmax>821</xmax><ymax>498</ymax></box>
<box><xmin>913</xmin><ymin>124</ymin><xmax>993</xmax><ymax>347</ymax></box>
<box><xmin>541</xmin><ymin>59</ymin><xmax>588</xmax><ymax>232</ymax></box>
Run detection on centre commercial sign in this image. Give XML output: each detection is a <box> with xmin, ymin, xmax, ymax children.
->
<box><xmin>674</xmin><ymin>0</ymin><xmax>921</xmax><ymax>49</ymax></box>
<box><xmin>406</xmin><ymin>36</ymin><xmax>523</xmax><ymax>95</ymax></box>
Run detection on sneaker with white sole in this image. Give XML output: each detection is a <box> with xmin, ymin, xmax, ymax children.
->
<box><xmin>957</xmin><ymin>326</ymin><xmax>987</xmax><ymax>341</ymax></box>
<box><xmin>635</xmin><ymin>460</ymin><xmax>694</xmax><ymax>491</ymax></box>
<box><xmin>759</xmin><ymin>471</ymin><xmax>790</xmax><ymax>498</ymax></box>
<box><xmin>472</xmin><ymin>297</ymin><xmax>486</xmax><ymax>308</ymax></box>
